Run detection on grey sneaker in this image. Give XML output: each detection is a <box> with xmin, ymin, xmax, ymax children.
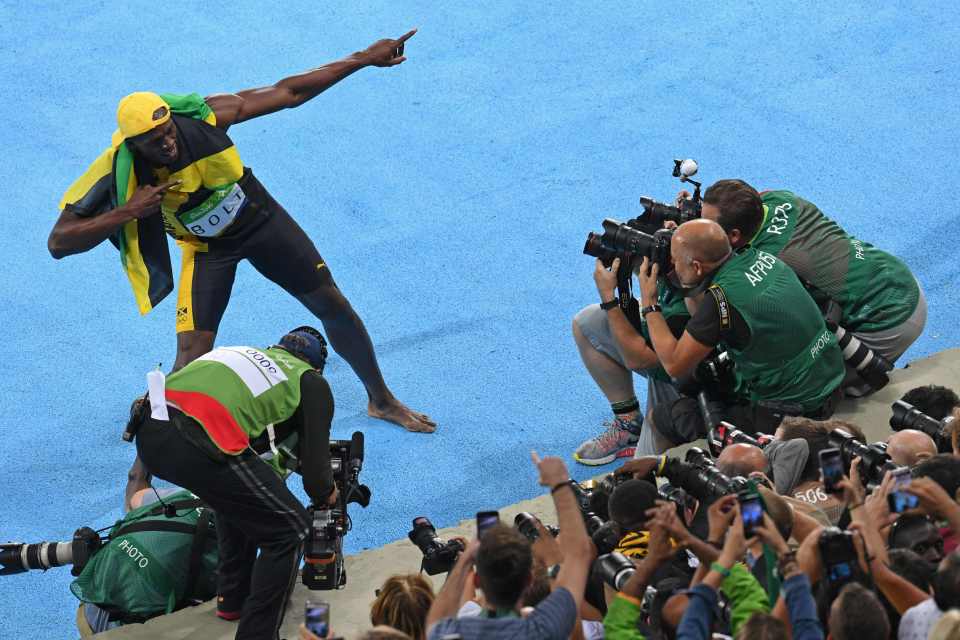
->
<box><xmin>574</xmin><ymin>416</ymin><xmax>641</xmax><ymax>466</ymax></box>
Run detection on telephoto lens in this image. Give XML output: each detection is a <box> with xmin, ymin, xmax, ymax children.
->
<box><xmin>890</xmin><ymin>400</ymin><xmax>954</xmax><ymax>442</ymax></box>
<box><xmin>514</xmin><ymin>512</ymin><xmax>559</xmax><ymax>542</ymax></box>
<box><xmin>828</xmin><ymin>429</ymin><xmax>900</xmax><ymax>487</ymax></box>
<box><xmin>595</xmin><ymin>552</ymin><xmax>636</xmax><ymax>591</ymax></box>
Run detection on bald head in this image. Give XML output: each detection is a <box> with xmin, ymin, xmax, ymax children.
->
<box><xmin>887</xmin><ymin>429</ymin><xmax>938</xmax><ymax>467</ymax></box>
<box><xmin>673</xmin><ymin>218</ymin><xmax>732</xmax><ymax>265</ymax></box>
<box><xmin>717</xmin><ymin>443</ymin><xmax>768</xmax><ymax>478</ymax></box>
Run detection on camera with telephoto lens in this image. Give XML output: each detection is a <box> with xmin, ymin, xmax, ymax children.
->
<box><xmin>890</xmin><ymin>400</ymin><xmax>955</xmax><ymax>453</ymax></box>
<box><xmin>1</xmin><ymin>527</ymin><xmax>103</xmax><ymax>577</ymax></box>
<box><xmin>659</xmin><ymin>482</ymin><xmax>697</xmax><ymax>522</ymax></box>
<box><xmin>596</xmin><ymin>551</ymin><xmax>636</xmax><ymax>592</ymax></box>
<box><xmin>823</xmin><ymin>302</ymin><xmax>892</xmax><ymax>392</ymax></box>
<box><xmin>827</xmin><ymin>428</ymin><xmax>900</xmax><ymax>488</ymax></box>
<box><xmin>514</xmin><ymin>513</ymin><xmax>559</xmax><ymax>542</ymax></box>
<box><xmin>633</xmin><ymin>159</ymin><xmax>704</xmax><ymax>232</ymax></box>
<box><xmin>303</xmin><ymin>432</ymin><xmax>372</xmax><ymax>590</ymax></box>
<box><xmin>707</xmin><ymin>421</ymin><xmax>774</xmax><ymax>458</ymax></box>
<box><xmin>408</xmin><ymin>517</ymin><xmax>466</xmax><ymax>576</ymax></box>
<box><xmin>674</xmin><ymin>351</ymin><xmax>739</xmax><ymax>432</ymax></box>
<box><xmin>583</xmin><ymin>218</ymin><xmax>674</xmax><ymax>273</ymax></box>
<box><xmin>657</xmin><ymin>447</ymin><xmax>748</xmax><ymax>502</ymax></box>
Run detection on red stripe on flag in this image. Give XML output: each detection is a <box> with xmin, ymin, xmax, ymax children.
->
<box><xmin>165</xmin><ymin>389</ymin><xmax>249</xmax><ymax>453</ymax></box>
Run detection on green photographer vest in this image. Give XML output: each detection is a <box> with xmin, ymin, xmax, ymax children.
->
<box><xmin>637</xmin><ymin>282</ymin><xmax>690</xmax><ymax>382</ymax></box>
<box><xmin>752</xmin><ymin>191</ymin><xmax>919</xmax><ymax>333</ymax></box>
<box><xmin>709</xmin><ymin>247</ymin><xmax>844</xmax><ymax>412</ymax></box>
<box><xmin>164</xmin><ymin>346</ymin><xmax>314</xmax><ymax>460</ymax></box>
<box><xmin>70</xmin><ymin>490</ymin><xmax>218</xmax><ymax>621</ymax></box>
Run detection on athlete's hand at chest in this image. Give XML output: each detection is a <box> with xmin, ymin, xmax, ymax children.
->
<box><xmin>124</xmin><ymin>180</ymin><xmax>181</xmax><ymax>219</ymax></box>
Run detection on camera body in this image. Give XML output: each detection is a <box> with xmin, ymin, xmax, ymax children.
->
<box><xmin>828</xmin><ymin>428</ymin><xmax>900</xmax><ymax>488</ymax></box>
<box><xmin>302</xmin><ymin>433</ymin><xmax>371</xmax><ymax>590</ymax></box>
<box><xmin>890</xmin><ymin>400</ymin><xmax>955</xmax><ymax>453</ymax></box>
<box><xmin>408</xmin><ymin>517</ymin><xmax>466</xmax><ymax>576</ymax></box>
<box><xmin>707</xmin><ymin>421</ymin><xmax>774</xmax><ymax>458</ymax></box>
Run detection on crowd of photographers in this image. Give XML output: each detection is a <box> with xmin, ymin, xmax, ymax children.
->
<box><xmin>384</xmin><ymin>383</ymin><xmax>960</xmax><ymax>640</ymax></box>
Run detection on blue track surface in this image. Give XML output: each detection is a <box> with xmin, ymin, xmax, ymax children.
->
<box><xmin>1</xmin><ymin>2</ymin><xmax>958</xmax><ymax>637</ymax></box>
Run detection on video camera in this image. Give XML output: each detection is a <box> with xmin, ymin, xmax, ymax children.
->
<box><xmin>302</xmin><ymin>432</ymin><xmax>372</xmax><ymax>590</ymax></box>
<box><xmin>890</xmin><ymin>400</ymin><xmax>955</xmax><ymax>453</ymax></box>
<box><xmin>1</xmin><ymin>526</ymin><xmax>103</xmax><ymax>577</ymax></box>
<box><xmin>707</xmin><ymin>421</ymin><xmax>774</xmax><ymax>458</ymax></box>
<box><xmin>828</xmin><ymin>428</ymin><xmax>900</xmax><ymax>488</ymax></box>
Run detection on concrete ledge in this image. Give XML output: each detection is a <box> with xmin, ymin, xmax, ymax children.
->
<box><xmin>100</xmin><ymin>348</ymin><xmax>960</xmax><ymax>639</ymax></box>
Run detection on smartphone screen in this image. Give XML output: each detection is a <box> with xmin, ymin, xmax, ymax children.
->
<box><xmin>739</xmin><ymin>495</ymin><xmax>764</xmax><ymax>538</ymax></box>
<box><xmin>305</xmin><ymin>600</ymin><xmax>330</xmax><ymax>637</ymax></box>
<box><xmin>819</xmin><ymin>448</ymin><xmax>844</xmax><ymax>494</ymax></box>
<box><xmin>891</xmin><ymin>467</ymin><xmax>912</xmax><ymax>490</ymax></box>
<box><xmin>888</xmin><ymin>490</ymin><xmax>920</xmax><ymax>513</ymax></box>
<box><xmin>477</xmin><ymin>511</ymin><xmax>500</xmax><ymax>537</ymax></box>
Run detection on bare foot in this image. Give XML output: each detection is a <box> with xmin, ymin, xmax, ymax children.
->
<box><xmin>368</xmin><ymin>399</ymin><xmax>437</xmax><ymax>433</ymax></box>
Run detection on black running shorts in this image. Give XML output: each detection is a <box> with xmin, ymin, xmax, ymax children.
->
<box><xmin>174</xmin><ymin>206</ymin><xmax>332</xmax><ymax>334</ymax></box>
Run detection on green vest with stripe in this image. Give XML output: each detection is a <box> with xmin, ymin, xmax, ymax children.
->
<box><xmin>752</xmin><ymin>191</ymin><xmax>919</xmax><ymax>333</ymax></box>
<box><xmin>710</xmin><ymin>247</ymin><xmax>844</xmax><ymax>411</ymax></box>
<box><xmin>165</xmin><ymin>346</ymin><xmax>314</xmax><ymax>455</ymax></box>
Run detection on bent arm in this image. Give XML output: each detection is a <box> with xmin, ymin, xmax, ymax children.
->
<box><xmin>296</xmin><ymin>372</ymin><xmax>336</xmax><ymax>504</ymax></box>
<box><xmin>207</xmin><ymin>54</ymin><xmax>370</xmax><ymax>129</ymax></box>
<box><xmin>605</xmin><ymin>306</ymin><xmax>660</xmax><ymax>371</ymax></box>
<box><xmin>646</xmin><ymin>316</ymin><xmax>712</xmax><ymax>379</ymax></box>
<box><xmin>48</xmin><ymin>206</ymin><xmax>136</xmax><ymax>259</ymax></box>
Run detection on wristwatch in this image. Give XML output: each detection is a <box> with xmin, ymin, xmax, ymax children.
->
<box><xmin>641</xmin><ymin>304</ymin><xmax>662</xmax><ymax>317</ymax></box>
<box><xmin>600</xmin><ymin>298</ymin><xmax>619</xmax><ymax>311</ymax></box>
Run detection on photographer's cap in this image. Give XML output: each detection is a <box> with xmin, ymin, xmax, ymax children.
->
<box><xmin>114</xmin><ymin>92</ymin><xmax>170</xmax><ymax>143</ymax></box>
<box><xmin>278</xmin><ymin>326</ymin><xmax>328</xmax><ymax>371</ymax></box>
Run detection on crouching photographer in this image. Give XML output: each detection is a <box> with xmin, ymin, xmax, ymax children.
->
<box><xmin>1</xmin><ymin>486</ymin><xmax>217</xmax><ymax>635</ymax></box>
<box><xmin>638</xmin><ymin>218</ymin><xmax>845</xmax><ymax>447</ymax></box>
<box><xmin>130</xmin><ymin>327</ymin><xmax>344</xmax><ymax>640</ymax></box>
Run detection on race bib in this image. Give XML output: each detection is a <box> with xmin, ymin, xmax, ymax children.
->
<box><xmin>177</xmin><ymin>182</ymin><xmax>247</xmax><ymax>237</ymax></box>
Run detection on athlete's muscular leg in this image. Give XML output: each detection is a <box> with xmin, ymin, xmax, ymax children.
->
<box><xmin>174</xmin><ymin>330</ymin><xmax>217</xmax><ymax>371</ymax></box>
<box><xmin>295</xmin><ymin>282</ymin><xmax>436</xmax><ymax>433</ymax></box>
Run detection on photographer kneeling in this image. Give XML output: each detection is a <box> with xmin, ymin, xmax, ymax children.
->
<box><xmin>133</xmin><ymin>327</ymin><xmax>337</xmax><ymax>640</ymax></box>
<box><xmin>639</xmin><ymin>219</ymin><xmax>845</xmax><ymax>445</ymax></box>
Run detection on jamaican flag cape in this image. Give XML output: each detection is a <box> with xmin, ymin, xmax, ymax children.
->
<box><xmin>58</xmin><ymin>93</ymin><xmax>244</xmax><ymax>314</ymax></box>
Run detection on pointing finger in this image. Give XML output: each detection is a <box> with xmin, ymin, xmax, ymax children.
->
<box><xmin>531</xmin><ymin>450</ymin><xmax>542</xmax><ymax>465</ymax></box>
<box><xmin>398</xmin><ymin>28</ymin><xmax>418</xmax><ymax>42</ymax></box>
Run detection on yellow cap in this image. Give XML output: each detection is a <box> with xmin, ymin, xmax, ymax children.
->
<box><xmin>116</xmin><ymin>92</ymin><xmax>170</xmax><ymax>141</ymax></box>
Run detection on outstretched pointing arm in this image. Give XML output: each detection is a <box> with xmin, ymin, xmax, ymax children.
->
<box><xmin>206</xmin><ymin>29</ymin><xmax>417</xmax><ymax>128</ymax></box>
